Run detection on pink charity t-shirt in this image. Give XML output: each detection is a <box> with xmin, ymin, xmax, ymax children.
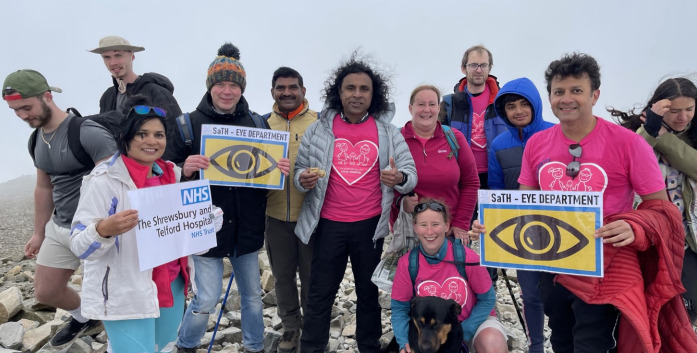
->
<box><xmin>469</xmin><ymin>86</ymin><xmax>490</xmax><ymax>173</ymax></box>
<box><xmin>391</xmin><ymin>242</ymin><xmax>495</xmax><ymax>321</ymax></box>
<box><xmin>321</xmin><ymin>115</ymin><xmax>382</xmax><ymax>222</ymax></box>
<box><xmin>518</xmin><ymin>117</ymin><xmax>665</xmax><ymax>216</ymax></box>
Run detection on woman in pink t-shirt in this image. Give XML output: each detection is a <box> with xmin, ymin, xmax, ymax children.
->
<box><xmin>390</xmin><ymin>199</ymin><xmax>507</xmax><ymax>353</ymax></box>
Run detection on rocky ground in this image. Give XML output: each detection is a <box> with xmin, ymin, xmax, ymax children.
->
<box><xmin>0</xmin><ymin>175</ymin><xmax>548</xmax><ymax>352</ymax></box>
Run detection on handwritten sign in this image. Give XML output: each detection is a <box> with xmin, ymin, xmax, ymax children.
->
<box><xmin>200</xmin><ymin>124</ymin><xmax>289</xmax><ymax>189</ymax></box>
<box><xmin>478</xmin><ymin>190</ymin><xmax>604</xmax><ymax>277</ymax></box>
<box><xmin>128</xmin><ymin>179</ymin><xmax>217</xmax><ymax>271</ymax></box>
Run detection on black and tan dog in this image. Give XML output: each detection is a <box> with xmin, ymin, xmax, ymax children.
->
<box><xmin>383</xmin><ymin>296</ymin><xmax>464</xmax><ymax>353</ymax></box>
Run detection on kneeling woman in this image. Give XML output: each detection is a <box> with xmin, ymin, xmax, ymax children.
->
<box><xmin>70</xmin><ymin>105</ymin><xmax>191</xmax><ymax>352</ymax></box>
<box><xmin>391</xmin><ymin>199</ymin><xmax>508</xmax><ymax>353</ymax></box>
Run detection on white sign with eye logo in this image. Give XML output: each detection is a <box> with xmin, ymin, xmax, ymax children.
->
<box><xmin>477</xmin><ymin>190</ymin><xmax>603</xmax><ymax>277</ymax></box>
<box><xmin>200</xmin><ymin>124</ymin><xmax>290</xmax><ymax>189</ymax></box>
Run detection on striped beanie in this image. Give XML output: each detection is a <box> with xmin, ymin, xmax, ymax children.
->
<box><xmin>206</xmin><ymin>43</ymin><xmax>246</xmax><ymax>92</ymax></box>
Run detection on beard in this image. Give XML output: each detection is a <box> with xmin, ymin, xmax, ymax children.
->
<box><xmin>32</xmin><ymin>100</ymin><xmax>52</xmax><ymax>129</ymax></box>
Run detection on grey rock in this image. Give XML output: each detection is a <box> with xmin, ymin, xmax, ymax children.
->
<box><xmin>262</xmin><ymin>289</ymin><xmax>277</xmax><ymax>306</ymax></box>
<box><xmin>262</xmin><ymin>328</ymin><xmax>281</xmax><ymax>353</ymax></box>
<box><xmin>0</xmin><ymin>321</ymin><xmax>23</xmax><ymax>349</ymax></box>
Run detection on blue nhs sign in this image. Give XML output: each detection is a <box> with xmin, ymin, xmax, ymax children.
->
<box><xmin>181</xmin><ymin>185</ymin><xmax>211</xmax><ymax>205</ymax></box>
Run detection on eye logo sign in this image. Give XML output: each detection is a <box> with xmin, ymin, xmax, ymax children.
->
<box><xmin>479</xmin><ymin>203</ymin><xmax>603</xmax><ymax>277</ymax></box>
<box><xmin>209</xmin><ymin>145</ymin><xmax>278</xmax><ymax>179</ymax></box>
<box><xmin>489</xmin><ymin>214</ymin><xmax>589</xmax><ymax>261</ymax></box>
<box><xmin>200</xmin><ymin>125</ymin><xmax>289</xmax><ymax>190</ymax></box>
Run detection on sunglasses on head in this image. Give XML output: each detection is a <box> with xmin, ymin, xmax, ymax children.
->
<box><xmin>129</xmin><ymin>105</ymin><xmax>166</xmax><ymax>118</ymax></box>
<box><xmin>414</xmin><ymin>202</ymin><xmax>446</xmax><ymax>213</ymax></box>
<box><xmin>566</xmin><ymin>143</ymin><xmax>582</xmax><ymax>178</ymax></box>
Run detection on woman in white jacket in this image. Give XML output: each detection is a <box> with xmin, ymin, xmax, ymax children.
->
<box><xmin>71</xmin><ymin>103</ymin><xmax>202</xmax><ymax>352</ymax></box>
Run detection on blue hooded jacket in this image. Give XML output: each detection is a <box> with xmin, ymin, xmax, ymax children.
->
<box><xmin>488</xmin><ymin>77</ymin><xmax>555</xmax><ymax>190</ymax></box>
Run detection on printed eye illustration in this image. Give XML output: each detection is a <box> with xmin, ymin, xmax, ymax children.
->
<box><xmin>488</xmin><ymin>214</ymin><xmax>589</xmax><ymax>261</ymax></box>
<box><xmin>209</xmin><ymin>145</ymin><xmax>278</xmax><ymax>179</ymax></box>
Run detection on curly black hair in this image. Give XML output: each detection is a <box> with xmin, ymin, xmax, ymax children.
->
<box><xmin>545</xmin><ymin>52</ymin><xmax>601</xmax><ymax>94</ymax></box>
<box><xmin>322</xmin><ymin>51</ymin><xmax>391</xmax><ymax>118</ymax></box>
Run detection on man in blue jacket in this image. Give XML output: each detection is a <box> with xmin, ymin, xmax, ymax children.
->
<box><xmin>487</xmin><ymin>77</ymin><xmax>554</xmax><ymax>353</ymax></box>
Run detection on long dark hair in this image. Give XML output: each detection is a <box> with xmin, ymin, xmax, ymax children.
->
<box><xmin>610</xmin><ymin>77</ymin><xmax>697</xmax><ymax>144</ymax></box>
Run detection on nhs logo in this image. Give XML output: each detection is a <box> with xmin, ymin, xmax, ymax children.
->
<box><xmin>181</xmin><ymin>185</ymin><xmax>211</xmax><ymax>205</ymax></box>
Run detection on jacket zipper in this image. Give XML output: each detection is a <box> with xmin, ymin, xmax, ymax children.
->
<box><xmin>101</xmin><ymin>265</ymin><xmax>111</xmax><ymax>315</ymax></box>
<box><xmin>286</xmin><ymin>119</ymin><xmax>291</xmax><ymax>222</ymax></box>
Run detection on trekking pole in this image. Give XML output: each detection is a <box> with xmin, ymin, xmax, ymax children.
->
<box><xmin>207</xmin><ymin>271</ymin><xmax>235</xmax><ymax>353</ymax></box>
<box><xmin>500</xmin><ymin>269</ymin><xmax>528</xmax><ymax>339</ymax></box>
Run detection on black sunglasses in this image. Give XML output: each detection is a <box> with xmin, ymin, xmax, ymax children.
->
<box><xmin>414</xmin><ymin>202</ymin><xmax>446</xmax><ymax>213</ymax></box>
<box><xmin>566</xmin><ymin>144</ymin><xmax>582</xmax><ymax>178</ymax></box>
<box><xmin>129</xmin><ymin>105</ymin><xmax>167</xmax><ymax>118</ymax></box>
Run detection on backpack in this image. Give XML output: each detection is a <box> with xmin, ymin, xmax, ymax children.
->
<box><xmin>176</xmin><ymin>111</ymin><xmax>267</xmax><ymax>155</ymax></box>
<box><xmin>442</xmin><ymin>94</ymin><xmax>454</xmax><ymax>126</ymax></box>
<box><xmin>28</xmin><ymin>108</ymin><xmax>123</xmax><ymax>176</ymax></box>
<box><xmin>408</xmin><ymin>237</ymin><xmax>479</xmax><ymax>290</ymax></box>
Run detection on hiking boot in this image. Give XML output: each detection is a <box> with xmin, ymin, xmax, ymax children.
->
<box><xmin>244</xmin><ymin>348</ymin><xmax>266</xmax><ymax>353</ymax></box>
<box><xmin>50</xmin><ymin>318</ymin><xmax>101</xmax><ymax>347</ymax></box>
<box><xmin>277</xmin><ymin>330</ymin><xmax>300</xmax><ymax>353</ymax></box>
<box><xmin>174</xmin><ymin>345</ymin><xmax>198</xmax><ymax>353</ymax></box>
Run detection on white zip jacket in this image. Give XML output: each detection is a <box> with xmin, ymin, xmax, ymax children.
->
<box><xmin>70</xmin><ymin>153</ymin><xmax>193</xmax><ymax>320</ymax></box>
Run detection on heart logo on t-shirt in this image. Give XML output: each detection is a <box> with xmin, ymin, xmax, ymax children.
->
<box><xmin>471</xmin><ymin>116</ymin><xmax>486</xmax><ymax>148</ymax></box>
<box><xmin>332</xmin><ymin>138</ymin><xmax>378</xmax><ymax>185</ymax></box>
<box><xmin>416</xmin><ymin>276</ymin><xmax>468</xmax><ymax>307</ymax></box>
<box><xmin>537</xmin><ymin>161</ymin><xmax>608</xmax><ymax>192</ymax></box>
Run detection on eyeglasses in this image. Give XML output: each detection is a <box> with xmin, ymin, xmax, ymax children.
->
<box><xmin>129</xmin><ymin>105</ymin><xmax>167</xmax><ymax>118</ymax></box>
<box><xmin>566</xmin><ymin>144</ymin><xmax>582</xmax><ymax>178</ymax></box>
<box><xmin>466</xmin><ymin>63</ymin><xmax>490</xmax><ymax>71</ymax></box>
<box><xmin>414</xmin><ymin>202</ymin><xmax>446</xmax><ymax>213</ymax></box>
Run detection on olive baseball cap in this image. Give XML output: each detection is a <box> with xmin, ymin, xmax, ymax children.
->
<box><xmin>2</xmin><ymin>69</ymin><xmax>62</xmax><ymax>101</ymax></box>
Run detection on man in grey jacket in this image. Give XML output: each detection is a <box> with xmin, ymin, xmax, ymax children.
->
<box><xmin>293</xmin><ymin>54</ymin><xmax>416</xmax><ymax>353</ymax></box>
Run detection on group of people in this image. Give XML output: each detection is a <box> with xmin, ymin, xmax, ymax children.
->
<box><xmin>3</xmin><ymin>35</ymin><xmax>697</xmax><ymax>353</ymax></box>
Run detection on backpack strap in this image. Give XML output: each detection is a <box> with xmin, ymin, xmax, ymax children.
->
<box><xmin>176</xmin><ymin>113</ymin><xmax>194</xmax><ymax>155</ymax></box>
<box><xmin>441</xmin><ymin>125</ymin><xmax>460</xmax><ymax>159</ymax></box>
<box><xmin>449</xmin><ymin>237</ymin><xmax>468</xmax><ymax>282</ymax></box>
<box><xmin>66</xmin><ymin>107</ymin><xmax>82</xmax><ymax>117</ymax></box>
<box><xmin>408</xmin><ymin>246</ymin><xmax>421</xmax><ymax>293</ymax></box>
<box><xmin>262</xmin><ymin>112</ymin><xmax>271</xmax><ymax>120</ymax></box>
<box><xmin>248</xmin><ymin>111</ymin><xmax>266</xmax><ymax>129</ymax></box>
<box><xmin>442</xmin><ymin>94</ymin><xmax>454</xmax><ymax>126</ymax></box>
<box><xmin>28</xmin><ymin>129</ymin><xmax>39</xmax><ymax>162</ymax></box>
<box><xmin>66</xmin><ymin>116</ymin><xmax>94</xmax><ymax>176</ymax></box>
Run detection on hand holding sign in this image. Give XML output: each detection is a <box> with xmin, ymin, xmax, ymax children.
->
<box><xmin>277</xmin><ymin>158</ymin><xmax>291</xmax><ymax>176</ymax></box>
<box><xmin>97</xmin><ymin>209</ymin><xmax>139</xmax><ymax>238</ymax></box>
<box><xmin>183</xmin><ymin>155</ymin><xmax>210</xmax><ymax>178</ymax></box>
<box><xmin>595</xmin><ymin>220</ymin><xmax>634</xmax><ymax>247</ymax></box>
<box><xmin>380</xmin><ymin>157</ymin><xmax>404</xmax><ymax>187</ymax></box>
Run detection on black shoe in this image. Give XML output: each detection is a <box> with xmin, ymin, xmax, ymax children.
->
<box><xmin>49</xmin><ymin>318</ymin><xmax>101</xmax><ymax>347</ymax></box>
<box><xmin>175</xmin><ymin>345</ymin><xmax>199</xmax><ymax>353</ymax></box>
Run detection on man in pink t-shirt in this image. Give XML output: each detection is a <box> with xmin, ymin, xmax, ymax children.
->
<box><xmin>517</xmin><ymin>53</ymin><xmax>668</xmax><ymax>353</ymax></box>
<box><xmin>293</xmin><ymin>55</ymin><xmax>417</xmax><ymax>353</ymax></box>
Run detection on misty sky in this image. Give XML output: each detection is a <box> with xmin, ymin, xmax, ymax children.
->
<box><xmin>1</xmin><ymin>0</ymin><xmax>695</xmax><ymax>183</ymax></box>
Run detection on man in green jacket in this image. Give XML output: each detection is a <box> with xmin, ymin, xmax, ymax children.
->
<box><xmin>265</xmin><ymin>67</ymin><xmax>318</xmax><ymax>353</ymax></box>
